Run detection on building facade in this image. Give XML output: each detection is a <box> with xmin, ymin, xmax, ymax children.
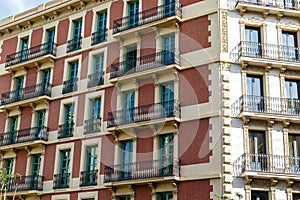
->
<box><xmin>0</xmin><ymin>0</ymin><xmax>225</xmax><ymax>200</ymax></box>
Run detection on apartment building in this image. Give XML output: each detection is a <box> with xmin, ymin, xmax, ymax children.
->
<box><xmin>229</xmin><ymin>0</ymin><xmax>300</xmax><ymax>200</ymax></box>
<box><xmin>0</xmin><ymin>0</ymin><xmax>225</xmax><ymax>200</ymax></box>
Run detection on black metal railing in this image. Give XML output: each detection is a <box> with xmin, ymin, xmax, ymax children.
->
<box><xmin>87</xmin><ymin>72</ymin><xmax>104</xmax><ymax>88</ymax></box>
<box><xmin>58</xmin><ymin>123</ymin><xmax>74</xmax><ymax>139</ymax></box>
<box><xmin>232</xmin><ymin>95</ymin><xmax>300</xmax><ymax>117</ymax></box>
<box><xmin>53</xmin><ymin>173</ymin><xmax>70</xmax><ymax>189</ymax></box>
<box><xmin>113</xmin><ymin>1</ymin><xmax>182</xmax><ymax>33</ymax></box>
<box><xmin>6</xmin><ymin>175</ymin><xmax>43</xmax><ymax>192</ymax></box>
<box><xmin>80</xmin><ymin>170</ymin><xmax>98</xmax><ymax>186</ymax></box>
<box><xmin>231</xmin><ymin>41</ymin><xmax>300</xmax><ymax>62</ymax></box>
<box><xmin>84</xmin><ymin>118</ymin><xmax>101</xmax><ymax>134</ymax></box>
<box><xmin>91</xmin><ymin>29</ymin><xmax>107</xmax><ymax>45</ymax></box>
<box><xmin>0</xmin><ymin>126</ymin><xmax>48</xmax><ymax>146</ymax></box>
<box><xmin>1</xmin><ymin>83</ymin><xmax>52</xmax><ymax>105</ymax></box>
<box><xmin>67</xmin><ymin>37</ymin><xmax>82</xmax><ymax>53</ymax></box>
<box><xmin>110</xmin><ymin>50</ymin><xmax>180</xmax><ymax>79</ymax></box>
<box><xmin>104</xmin><ymin>158</ymin><xmax>179</xmax><ymax>182</ymax></box>
<box><xmin>233</xmin><ymin>153</ymin><xmax>300</xmax><ymax>176</ymax></box>
<box><xmin>108</xmin><ymin>100</ymin><xmax>180</xmax><ymax>127</ymax></box>
<box><xmin>6</xmin><ymin>42</ymin><xmax>57</xmax><ymax>68</ymax></box>
<box><xmin>232</xmin><ymin>0</ymin><xmax>300</xmax><ymax>10</ymax></box>
<box><xmin>62</xmin><ymin>78</ymin><xmax>78</xmax><ymax>94</ymax></box>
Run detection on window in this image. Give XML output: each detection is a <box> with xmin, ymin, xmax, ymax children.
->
<box><xmin>81</xmin><ymin>146</ymin><xmax>98</xmax><ymax>186</ymax></box>
<box><xmin>120</xmin><ymin>140</ymin><xmax>133</xmax><ymax>180</ymax></box>
<box><xmin>85</xmin><ymin>98</ymin><xmax>101</xmax><ymax>134</ymax></box>
<box><xmin>36</xmin><ymin>110</ymin><xmax>46</xmax><ymax>139</ymax></box>
<box><xmin>251</xmin><ymin>191</ymin><xmax>268</xmax><ymax>200</ymax></box>
<box><xmin>15</xmin><ymin>76</ymin><xmax>24</xmax><ymax>100</ymax></box>
<box><xmin>284</xmin><ymin>0</ymin><xmax>295</xmax><ymax>9</ymax></box>
<box><xmin>31</xmin><ymin>154</ymin><xmax>41</xmax><ymax>188</ymax></box>
<box><xmin>117</xmin><ymin>196</ymin><xmax>131</xmax><ymax>200</ymax></box>
<box><xmin>88</xmin><ymin>55</ymin><xmax>104</xmax><ymax>88</ymax></box>
<box><xmin>293</xmin><ymin>193</ymin><xmax>300</xmax><ymax>200</ymax></box>
<box><xmin>125</xmin><ymin>46</ymin><xmax>137</xmax><ymax>74</ymax></box>
<box><xmin>63</xmin><ymin>104</ymin><xmax>74</xmax><ymax>137</ymax></box>
<box><xmin>246</xmin><ymin>75</ymin><xmax>264</xmax><ymax>112</ymax></box>
<box><xmin>8</xmin><ymin>116</ymin><xmax>18</xmax><ymax>144</ymax></box>
<box><xmin>41</xmin><ymin>69</ymin><xmax>51</xmax><ymax>94</ymax></box>
<box><xmin>157</xmin><ymin>192</ymin><xmax>173</xmax><ymax>200</ymax></box>
<box><xmin>289</xmin><ymin>134</ymin><xmax>300</xmax><ymax>172</ymax></box>
<box><xmin>160</xmin><ymin>134</ymin><xmax>174</xmax><ymax>176</ymax></box>
<box><xmin>20</xmin><ymin>37</ymin><xmax>29</xmax><ymax>61</ymax></box>
<box><xmin>249</xmin><ymin>131</ymin><xmax>266</xmax><ymax>171</ymax></box>
<box><xmin>92</xmin><ymin>11</ymin><xmax>107</xmax><ymax>45</ymax></box>
<box><xmin>282</xmin><ymin>31</ymin><xmax>298</xmax><ymax>61</ymax></box>
<box><xmin>162</xmin><ymin>34</ymin><xmax>175</xmax><ymax>64</ymax></box>
<box><xmin>63</xmin><ymin>61</ymin><xmax>78</xmax><ymax>94</ymax></box>
<box><xmin>68</xmin><ymin>19</ymin><xmax>82</xmax><ymax>52</ymax></box>
<box><xmin>58</xmin><ymin>149</ymin><xmax>71</xmax><ymax>188</ymax></box>
<box><xmin>46</xmin><ymin>28</ymin><xmax>55</xmax><ymax>53</ymax></box>
<box><xmin>164</xmin><ymin>0</ymin><xmax>175</xmax><ymax>17</ymax></box>
<box><xmin>123</xmin><ymin>91</ymin><xmax>135</xmax><ymax>123</ymax></box>
<box><xmin>244</xmin><ymin>26</ymin><xmax>261</xmax><ymax>57</ymax></box>
<box><xmin>161</xmin><ymin>82</ymin><xmax>174</xmax><ymax>116</ymax></box>
<box><xmin>4</xmin><ymin>158</ymin><xmax>13</xmax><ymax>175</ymax></box>
<box><xmin>285</xmin><ymin>80</ymin><xmax>300</xmax><ymax>114</ymax></box>
<box><xmin>128</xmin><ymin>0</ymin><xmax>139</xmax><ymax>28</ymax></box>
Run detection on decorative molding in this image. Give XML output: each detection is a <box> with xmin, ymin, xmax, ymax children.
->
<box><xmin>221</xmin><ymin>10</ymin><xmax>228</xmax><ymax>53</ymax></box>
<box><xmin>251</xmin><ymin>179</ymin><xmax>270</xmax><ymax>189</ymax></box>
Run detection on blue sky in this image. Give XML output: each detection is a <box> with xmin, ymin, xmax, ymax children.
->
<box><xmin>0</xmin><ymin>0</ymin><xmax>51</xmax><ymax>20</ymax></box>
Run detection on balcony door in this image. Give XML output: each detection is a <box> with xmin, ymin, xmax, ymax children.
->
<box><xmin>120</xmin><ymin>141</ymin><xmax>133</xmax><ymax>180</ymax></box>
<box><xmin>85</xmin><ymin>146</ymin><xmax>97</xmax><ymax>185</ymax></box>
<box><xmin>249</xmin><ymin>131</ymin><xmax>266</xmax><ymax>171</ymax></box>
<box><xmin>246</xmin><ymin>76</ymin><xmax>264</xmax><ymax>112</ymax></box>
<box><xmin>64</xmin><ymin>104</ymin><xmax>74</xmax><ymax>137</ymax></box>
<box><xmin>9</xmin><ymin>116</ymin><xmax>18</xmax><ymax>144</ymax></box>
<box><xmin>293</xmin><ymin>193</ymin><xmax>300</xmax><ymax>200</ymax></box>
<box><xmin>284</xmin><ymin>0</ymin><xmax>295</xmax><ymax>9</ymax></box>
<box><xmin>59</xmin><ymin>150</ymin><xmax>70</xmax><ymax>187</ymax></box>
<box><xmin>125</xmin><ymin>46</ymin><xmax>137</xmax><ymax>74</ymax></box>
<box><xmin>15</xmin><ymin>76</ymin><xmax>24</xmax><ymax>100</ymax></box>
<box><xmin>46</xmin><ymin>28</ymin><xmax>55</xmax><ymax>53</ymax></box>
<box><xmin>31</xmin><ymin>154</ymin><xmax>41</xmax><ymax>189</ymax></box>
<box><xmin>128</xmin><ymin>0</ymin><xmax>139</xmax><ymax>28</ymax></box>
<box><xmin>20</xmin><ymin>37</ymin><xmax>29</xmax><ymax>61</ymax></box>
<box><xmin>285</xmin><ymin>80</ymin><xmax>300</xmax><ymax>114</ymax></box>
<box><xmin>160</xmin><ymin>134</ymin><xmax>174</xmax><ymax>176</ymax></box>
<box><xmin>251</xmin><ymin>191</ymin><xmax>268</xmax><ymax>200</ymax></box>
<box><xmin>164</xmin><ymin>0</ymin><xmax>175</xmax><ymax>17</ymax></box>
<box><xmin>282</xmin><ymin>31</ymin><xmax>298</xmax><ymax>61</ymax></box>
<box><xmin>123</xmin><ymin>91</ymin><xmax>135</xmax><ymax>123</ymax></box>
<box><xmin>162</xmin><ymin>34</ymin><xmax>175</xmax><ymax>64</ymax></box>
<box><xmin>36</xmin><ymin>110</ymin><xmax>46</xmax><ymax>139</ymax></box>
<box><xmin>245</xmin><ymin>27</ymin><xmax>261</xmax><ymax>57</ymax></box>
<box><xmin>161</xmin><ymin>83</ymin><xmax>174</xmax><ymax>116</ymax></box>
<box><xmin>96</xmin><ymin>11</ymin><xmax>107</xmax><ymax>43</ymax></box>
<box><xmin>289</xmin><ymin>135</ymin><xmax>300</xmax><ymax>172</ymax></box>
<box><xmin>41</xmin><ymin>69</ymin><xmax>51</xmax><ymax>93</ymax></box>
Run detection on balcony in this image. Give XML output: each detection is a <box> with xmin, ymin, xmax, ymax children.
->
<box><xmin>104</xmin><ymin>158</ymin><xmax>179</xmax><ymax>183</ymax></box>
<box><xmin>232</xmin><ymin>95</ymin><xmax>300</xmax><ymax>121</ymax></box>
<box><xmin>5</xmin><ymin>42</ymin><xmax>57</xmax><ymax>68</ymax></box>
<box><xmin>87</xmin><ymin>72</ymin><xmax>104</xmax><ymax>88</ymax></box>
<box><xmin>233</xmin><ymin>0</ymin><xmax>300</xmax><ymax>18</ymax></box>
<box><xmin>107</xmin><ymin>100</ymin><xmax>181</xmax><ymax>128</ymax></box>
<box><xmin>80</xmin><ymin>170</ymin><xmax>98</xmax><ymax>186</ymax></box>
<box><xmin>58</xmin><ymin>123</ymin><xmax>74</xmax><ymax>139</ymax></box>
<box><xmin>7</xmin><ymin>175</ymin><xmax>43</xmax><ymax>192</ymax></box>
<box><xmin>231</xmin><ymin>41</ymin><xmax>300</xmax><ymax>67</ymax></box>
<box><xmin>1</xmin><ymin>83</ymin><xmax>52</xmax><ymax>106</ymax></box>
<box><xmin>113</xmin><ymin>0</ymin><xmax>182</xmax><ymax>34</ymax></box>
<box><xmin>67</xmin><ymin>37</ymin><xmax>82</xmax><ymax>53</ymax></box>
<box><xmin>110</xmin><ymin>50</ymin><xmax>180</xmax><ymax>80</ymax></box>
<box><xmin>62</xmin><ymin>78</ymin><xmax>78</xmax><ymax>94</ymax></box>
<box><xmin>84</xmin><ymin>118</ymin><xmax>101</xmax><ymax>134</ymax></box>
<box><xmin>0</xmin><ymin>126</ymin><xmax>48</xmax><ymax>147</ymax></box>
<box><xmin>234</xmin><ymin>153</ymin><xmax>300</xmax><ymax>178</ymax></box>
<box><xmin>91</xmin><ymin>29</ymin><xmax>107</xmax><ymax>45</ymax></box>
<box><xmin>53</xmin><ymin>173</ymin><xmax>70</xmax><ymax>189</ymax></box>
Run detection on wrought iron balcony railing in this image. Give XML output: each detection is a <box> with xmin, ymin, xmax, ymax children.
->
<box><xmin>0</xmin><ymin>126</ymin><xmax>48</xmax><ymax>146</ymax></box>
<box><xmin>104</xmin><ymin>158</ymin><xmax>179</xmax><ymax>182</ymax></box>
<box><xmin>107</xmin><ymin>100</ymin><xmax>180</xmax><ymax>127</ymax></box>
<box><xmin>67</xmin><ymin>37</ymin><xmax>82</xmax><ymax>53</ymax></box>
<box><xmin>84</xmin><ymin>118</ymin><xmax>101</xmax><ymax>134</ymax></box>
<box><xmin>91</xmin><ymin>29</ymin><xmax>107</xmax><ymax>45</ymax></box>
<box><xmin>87</xmin><ymin>72</ymin><xmax>104</xmax><ymax>88</ymax></box>
<box><xmin>62</xmin><ymin>78</ymin><xmax>78</xmax><ymax>94</ymax></box>
<box><xmin>231</xmin><ymin>41</ymin><xmax>300</xmax><ymax>62</ymax></box>
<box><xmin>53</xmin><ymin>173</ymin><xmax>70</xmax><ymax>189</ymax></box>
<box><xmin>233</xmin><ymin>153</ymin><xmax>300</xmax><ymax>176</ymax></box>
<box><xmin>80</xmin><ymin>170</ymin><xmax>98</xmax><ymax>186</ymax></box>
<box><xmin>58</xmin><ymin>123</ymin><xmax>74</xmax><ymax>139</ymax></box>
<box><xmin>232</xmin><ymin>95</ymin><xmax>300</xmax><ymax>118</ymax></box>
<box><xmin>113</xmin><ymin>0</ymin><xmax>182</xmax><ymax>33</ymax></box>
<box><xmin>6</xmin><ymin>175</ymin><xmax>43</xmax><ymax>192</ymax></box>
<box><xmin>1</xmin><ymin>83</ymin><xmax>52</xmax><ymax>106</ymax></box>
<box><xmin>5</xmin><ymin>42</ymin><xmax>57</xmax><ymax>68</ymax></box>
<box><xmin>110</xmin><ymin>50</ymin><xmax>180</xmax><ymax>79</ymax></box>
<box><xmin>232</xmin><ymin>0</ymin><xmax>300</xmax><ymax>10</ymax></box>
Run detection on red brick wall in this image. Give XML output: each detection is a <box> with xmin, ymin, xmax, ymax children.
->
<box><xmin>179</xmin><ymin>65</ymin><xmax>210</xmax><ymax>107</ymax></box>
<box><xmin>43</xmin><ymin>144</ymin><xmax>56</xmax><ymax>181</ymax></box>
<box><xmin>80</xmin><ymin>51</ymin><xmax>89</xmax><ymax>80</ymax></box>
<box><xmin>48</xmin><ymin>100</ymin><xmax>60</xmax><ymax>131</ymax></box>
<box><xmin>110</xmin><ymin>1</ymin><xmax>124</xmax><ymax>30</ymax></box>
<box><xmin>140</xmin><ymin>32</ymin><xmax>156</xmax><ymax>58</ymax></box>
<box><xmin>178</xmin><ymin>180</ymin><xmax>212</xmax><ymax>200</ymax></box>
<box><xmin>0</xmin><ymin>113</ymin><xmax>6</xmax><ymax>133</ymax></box>
<box><xmin>135</xmin><ymin>185</ymin><xmax>152</xmax><ymax>200</ymax></box>
<box><xmin>15</xmin><ymin>150</ymin><xmax>28</xmax><ymax>176</ymax></box>
<box><xmin>57</xmin><ymin>19</ymin><xmax>70</xmax><ymax>45</ymax></box>
<box><xmin>40</xmin><ymin>194</ymin><xmax>51</xmax><ymax>200</ymax></box>
<box><xmin>103</xmin><ymin>87</ymin><xmax>117</xmax><ymax>121</ymax></box>
<box><xmin>76</xmin><ymin>93</ymin><xmax>85</xmax><ymax>127</ymax></box>
<box><xmin>138</xmin><ymin>79</ymin><xmax>154</xmax><ymax>106</ymax></box>
<box><xmin>136</xmin><ymin>129</ymin><xmax>153</xmax><ymax>162</ymax></box>
<box><xmin>72</xmin><ymin>140</ymin><xmax>82</xmax><ymax>178</ymax></box>
<box><xmin>180</xmin><ymin>16</ymin><xmax>211</xmax><ymax>54</ymax></box>
<box><xmin>84</xmin><ymin>10</ymin><xmax>94</xmax><ymax>38</ymax></box>
<box><xmin>52</xmin><ymin>58</ymin><xmax>64</xmax><ymax>86</ymax></box>
<box><xmin>70</xmin><ymin>193</ymin><xmax>78</xmax><ymax>200</ymax></box>
<box><xmin>142</xmin><ymin>0</ymin><xmax>158</xmax><ymax>10</ymax></box>
<box><xmin>0</xmin><ymin>36</ymin><xmax>18</xmax><ymax>64</ymax></box>
<box><xmin>107</xmin><ymin>42</ymin><xmax>120</xmax><ymax>73</ymax></box>
<box><xmin>20</xmin><ymin>107</ymin><xmax>32</xmax><ymax>130</ymax></box>
<box><xmin>100</xmin><ymin>134</ymin><xmax>115</xmax><ymax>174</ymax></box>
<box><xmin>99</xmin><ymin>189</ymin><xmax>112</xmax><ymax>199</ymax></box>
<box><xmin>180</xmin><ymin>0</ymin><xmax>204</xmax><ymax>6</ymax></box>
<box><xmin>31</xmin><ymin>28</ymin><xmax>43</xmax><ymax>47</ymax></box>
<box><xmin>179</xmin><ymin>119</ymin><xmax>212</xmax><ymax>165</ymax></box>
<box><xmin>26</xmin><ymin>67</ymin><xmax>37</xmax><ymax>87</ymax></box>
<box><xmin>0</xmin><ymin>74</ymin><xmax>12</xmax><ymax>94</ymax></box>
